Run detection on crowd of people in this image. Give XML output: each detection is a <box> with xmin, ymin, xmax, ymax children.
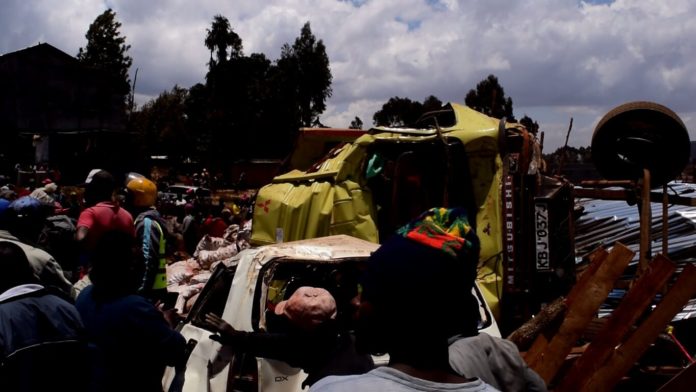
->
<box><xmin>0</xmin><ymin>168</ymin><xmax>251</xmax><ymax>390</ymax></box>
<box><xmin>0</xmin><ymin>167</ymin><xmax>545</xmax><ymax>391</ymax></box>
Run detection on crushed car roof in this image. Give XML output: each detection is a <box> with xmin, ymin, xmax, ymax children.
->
<box><xmin>250</xmin><ymin>234</ymin><xmax>379</xmax><ymax>264</ymax></box>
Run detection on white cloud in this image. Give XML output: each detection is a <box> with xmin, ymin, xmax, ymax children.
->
<box><xmin>2</xmin><ymin>0</ymin><xmax>696</xmax><ymax>150</ymax></box>
<box><xmin>323</xmin><ymin>98</ymin><xmax>383</xmax><ymax>128</ymax></box>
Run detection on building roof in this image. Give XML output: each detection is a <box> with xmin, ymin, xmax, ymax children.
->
<box><xmin>0</xmin><ymin>42</ymin><xmax>76</xmax><ymax>63</ymax></box>
<box><xmin>0</xmin><ymin>42</ymin><xmax>127</xmax><ymax>135</ymax></box>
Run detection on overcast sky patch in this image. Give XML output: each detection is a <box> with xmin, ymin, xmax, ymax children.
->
<box><xmin>1</xmin><ymin>0</ymin><xmax>695</xmax><ymax>151</ymax></box>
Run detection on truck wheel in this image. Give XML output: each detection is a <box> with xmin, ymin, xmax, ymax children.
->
<box><xmin>591</xmin><ymin>101</ymin><xmax>690</xmax><ymax>187</ymax></box>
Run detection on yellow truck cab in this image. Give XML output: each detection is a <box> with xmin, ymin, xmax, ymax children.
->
<box><xmin>250</xmin><ymin>103</ymin><xmax>575</xmax><ymax>332</ymax></box>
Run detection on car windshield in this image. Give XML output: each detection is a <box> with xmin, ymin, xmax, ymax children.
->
<box><xmin>254</xmin><ymin>258</ymin><xmax>365</xmax><ymax>333</ymax></box>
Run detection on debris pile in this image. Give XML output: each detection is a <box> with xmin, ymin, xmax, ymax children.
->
<box><xmin>166</xmin><ymin>224</ymin><xmax>250</xmax><ymax>315</ymax></box>
<box><xmin>515</xmin><ymin>244</ymin><xmax>696</xmax><ymax>391</ymax></box>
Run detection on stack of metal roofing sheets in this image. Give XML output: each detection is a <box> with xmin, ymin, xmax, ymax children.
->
<box><xmin>575</xmin><ymin>182</ymin><xmax>696</xmax><ymax>319</ymax></box>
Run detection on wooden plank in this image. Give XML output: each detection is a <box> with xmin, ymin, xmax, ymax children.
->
<box><xmin>508</xmin><ymin>297</ymin><xmax>567</xmax><ymax>351</ymax></box>
<box><xmin>662</xmin><ymin>184</ymin><xmax>669</xmax><ymax>255</ymax></box>
<box><xmin>527</xmin><ymin>243</ymin><xmax>633</xmax><ymax>383</ymax></box>
<box><xmin>638</xmin><ymin>169</ymin><xmax>652</xmax><ymax>274</ymax></box>
<box><xmin>568</xmin><ymin>247</ymin><xmax>609</xmax><ymax>304</ymax></box>
<box><xmin>556</xmin><ymin>255</ymin><xmax>676</xmax><ymax>392</ymax></box>
<box><xmin>657</xmin><ymin>362</ymin><xmax>696</xmax><ymax>392</ymax></box>
<box><xmin>524</xmin><ymin>247</ymin><xmax>607</xmax><ymax>363</ymax></box>
<box><xmin>581</xmin><ymin>264</ymin><xmax>696</xmax><ymax>392</ymax></box>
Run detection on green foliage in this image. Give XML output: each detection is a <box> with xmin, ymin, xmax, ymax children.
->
<box><xmin>204</xmin><ymin>15</ymin><xmax>243</xmax><ymax>69</ymax></box>
<box><xmin>279</xmin><ymin>22</ymin><xmax>333</xmax><ymax>127</ymax></box>
<box><xmin>183</xmin><ymin>83</ymin><xmax>211</xmax><ymax>160</ymax></box>
<box><xmin>77</xmin><ymin>9</ymin><xmax>132</xmax><ymax>107</ymax></box>
<box><xmin>422</xmin><ymin>95</ymin><xmax>443</xmax><ymax>113</ymax></box>
<box><xmin>349</xmin><ymin>116</ymin><xmax>363</xmax><ymax>129</ymax></box>
<box><xmin>464</xmin><ymin>74</ymin><xmax>514</xmax><ymax>121</ymax></box>
<box><xmin>131</xmin><ymin>86</ymin><xmax>190</xmax><ymax>161</ymax></box>
<box><xmin>132</xmin><ymin>18</ymin><xmax>334</xmax><ymax>171</ymax></box>
<box><xmin>174</xmin><ymin>18</ymin><xmax>333</xmax><ymax>166</ymax></box>
<box><xmin>373</xmin><ymin>95</ymin><xmax>443</xmax><ymax>127</ymax></box>
<box><xmin>373</xmin><ymin>97</ymin><xmax>422</xmax><ymax>127</ymax></box>
<box><xmin>543</xmin><ymin>146</ymin><xmax>593</xmax><ymax>174</ymax></box>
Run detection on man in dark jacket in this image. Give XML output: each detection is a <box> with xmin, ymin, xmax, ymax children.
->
<box><xmin>312</xmin><ymin>208</ymin><xmax>544</xmax><ymax>392</ymax></box>
<box><xmin>0</xmin><ymin>241</ymin><xmax>87</xmax><ymax>392</ymax></box>
<box><xmin>0</xmin><ymin>197</ymin><xmax>74</xmax><ymax>296</ymax></box>
<box><xmin>75</xmin><ymin>231</ymin><xmax>187</xmax><ymax>392</ymax></box>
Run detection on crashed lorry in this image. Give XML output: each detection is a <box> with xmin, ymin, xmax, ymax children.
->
<box><xmin>164</xmin><ymin>103</ymin><xmax>576</xmax><ymax>391</ymax></box>
<box><xmin>250</xmin><ymin>102</ymin><xmax>576</xmax><ymax>331</ymax></box>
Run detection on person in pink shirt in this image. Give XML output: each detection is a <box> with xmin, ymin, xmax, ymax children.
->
<box><xmin>76</xmin><ymin>170</ymin><xmax>134</xmax><ymax>253</ymax></box>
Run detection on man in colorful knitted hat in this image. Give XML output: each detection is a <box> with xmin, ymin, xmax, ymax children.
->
<box><xmin>313</xmin><ymin>208</ymin><xmax>545</xmax><ymax>392</ymax></box>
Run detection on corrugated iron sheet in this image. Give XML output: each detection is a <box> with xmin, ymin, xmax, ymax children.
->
<box><xmin>575</xmin><ymin>182</ymin><xmax>696</xmax><ymax>320</ymax></box>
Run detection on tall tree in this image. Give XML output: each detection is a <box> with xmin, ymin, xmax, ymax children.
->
<box><xmin>77</xmin><ymin>9</ymin><xmax>132</xmax><ymax>107</ymax></box>
<box><xmin>349</xmin><ymin>116</ymin><xmax>363</xmax><ymax>129</ymax></box>
<box><xmin>465</xmin><ymin>74</ymin><xmax>514</xmax><ymax>121</ymax></box>
<box><xmin>422</xmin><ymin>95</ymin><xmax>443</xmax><ymax>113</ymax></box>
<box><xmin>279</xmin><ymin>22</ymin><xmax>333</xmax><ymax>127</ymax></box>
<box><xmin>183</xmin><ymin>18</ymin><xmax>336</xmax><ymax>168</ymax></box>
<box><xmin>373</xmin><ymin>97</ymin><xmax>423</xmax><ymax>127</ymax></box>
<box><xmin>225</xmin><ymin>53</ymin><xmax>273</xmax><ymax>159</ymax></box>
<box><xmin>132</xmin><ymin>86</ymin><xmax>190</xmax><ymax>162</ymax></box>
<box><xmin>373</xmin><ymin>95</ymin><xmax>443</xmax><ymax>127</ymax></box>
<box><xmin>202</xmin><ymin>15</ymin><xmax>249</xmax><ymax>160</ymax></box>
<box><xmin>204</xmin><ymin>15</ymin><xmax>243</xmax><ymax>69</ymax></box>
<box><xmin>184</xmin><ymin>83</ymin><xmax>211</xmax><ymax>163</ymax></box>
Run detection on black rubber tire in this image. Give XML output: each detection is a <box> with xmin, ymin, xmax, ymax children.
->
<box><xmin>591</xmin><ymin>101</ymin><xmax>690</xmax><ymax>187</ymax></box>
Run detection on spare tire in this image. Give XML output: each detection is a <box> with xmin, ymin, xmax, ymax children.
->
<box><xmin>591</xmin><ymin>101</ymin><xmax>690</xmax><ymax>187</ymax></box>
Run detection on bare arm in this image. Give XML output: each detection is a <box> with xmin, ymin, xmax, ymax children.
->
<box><xmin>76</xmin><ymin>226</ymin><xmax>89</xmax><ymax>242</ymax></box>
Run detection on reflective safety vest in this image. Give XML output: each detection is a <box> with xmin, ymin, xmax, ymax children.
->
<box><xmin>143</xmin><ymin>217</ymin><xmax>167</xmax><ymax>290</ymax></box>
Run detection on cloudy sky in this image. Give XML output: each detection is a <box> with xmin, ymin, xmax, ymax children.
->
<box><xmin>2</xmin><ymin>0</ymin><xmax>695</xmax><ymax>151</ymax></box>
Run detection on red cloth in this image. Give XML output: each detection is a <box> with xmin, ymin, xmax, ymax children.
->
<box><xmin>202</xmin><ymin>216</ymin><xmax>228</xmax><ymax>238</ymax></box>
<box><xmin>17</xmin><ymin>188</ymin><xmax>30</xmax><ymax>198</ymax></box>
<box><xmin>77</xmin><ymin>202</ymin><xmax>135</xmax><ymax>250</ymax></box>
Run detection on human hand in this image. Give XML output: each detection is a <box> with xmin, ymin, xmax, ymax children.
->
<box><xmin>204</xmin><ymin>313</ymin><xmax>236</xmax><ymax>335</ymax></box>
<box><xmin>157</xmin><ymin>301</ymin><xmax>182</xmax><ymax>328</ymax></box>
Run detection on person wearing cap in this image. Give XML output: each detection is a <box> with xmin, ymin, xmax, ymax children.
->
<box><xmin>205</xmin><ymin>286</ymin><xmax>374</xmax><ymax>387</ymax></box>
<box><xmin>76</xmin><ymin>170</ymin><xmax>134</xmax><ymax>251</ymax></box>
<box><xmin>0</xmin><ymin>241</ymin><xmax>87</xmax><ymax>392</ymax></box>
<box><xmin>124</xmin><ymin>173</ymin><xmax>170</xmax><ymax>302</ymax></box>
<box><xmin>312</xmin><ymin>208</ymin><xmax>543</xmax><ymax>392</ymax></box>
<box><xmin>5</xmin><ymin>196</ymin><xmax>50</xmax><ymax>245</ymax></box>
<box><xmin>0</xmin><ymin>196</ymin><xmax>73</xmax><ymax>297</ymax></box>
<box><xmin>74</xmin><ymin>169</ymin><xmax>134</xmax><ymax>292</ymax></box>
